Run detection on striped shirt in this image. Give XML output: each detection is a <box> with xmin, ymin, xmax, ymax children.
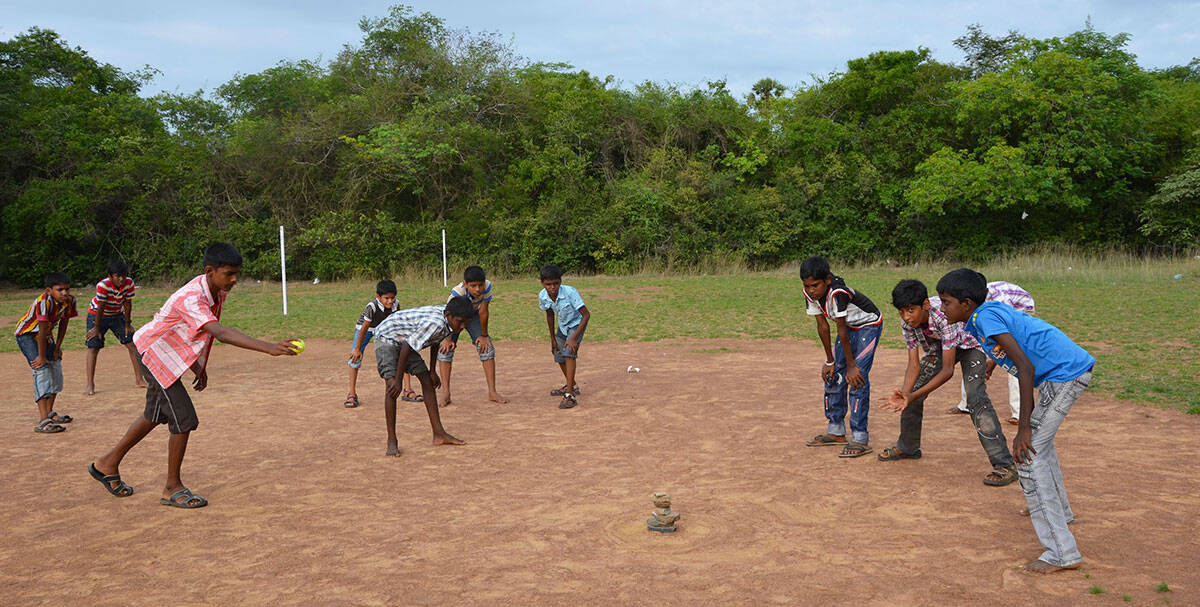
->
<box><xmin>133</xmin><ymin>275</ymin><xmax>225</xmax><ymax>387</ymax></box>
<box><xmin>903</xmin><ymin>300</ymin><xmax>981</xmax><ymax>354</ymax></box>
<box><xmin>804</xmin><ymin>276</ymin><xmax>882</xmax><ymax>329</ymax></box>
<box><xmin>356</xmin><ymin>297</ymin><xmax>400</xmax><ymax>328</ymax></box>
<box><xmin>447</xmin><ymin>280</ymin><xmax>493</xmax><ymax>309</ymax></box>
<box><xmin>987</xmin><ymin>281</ymin><xmax>1035</xmax><ymax>315</ymax></box>
<box><xmin>14</xmin><ymin>292</ymin><xmax>78</xmax><ymax>336</ymax></box>
<box><xmin>373</xmin><ymin>305</ymin><xmax>452</xmax><ymax>352</ymax></box>
<box><xmin>89</xmin><ymin>276</ymin><xmax>136</xmax><ymax>316</ymax></box>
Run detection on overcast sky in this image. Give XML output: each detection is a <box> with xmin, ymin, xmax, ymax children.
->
<box><xmin>2</xmin><ymin>1</ymin><xmax>1197</xmax><ymax>98</ymax></box>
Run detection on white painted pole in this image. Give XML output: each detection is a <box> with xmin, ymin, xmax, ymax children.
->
<box><xmin>441</xmin><ymin>229</ymin><xmax>447</xmax><ymax>287</ymax></box>
<box><xmin>279</xmin><ymin>225</ymin><xmax>288</xmax><ymax>315</ymax></box>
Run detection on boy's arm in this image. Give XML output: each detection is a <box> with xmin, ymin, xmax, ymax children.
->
<box><xmin>565</xmin><ymin>306</ymin><xmax>589</xmax><ymax>353</ymax></box>
<box><xmin>836</xmin><ymin>317</ymin><xmax>864</xmax><ymax>388</ymax></box>
<box><xmin>880</xmin><ymin>348</ymin><xmax>923</xmax><ymax>412</ymax></box>
<box><xmin>476</xmin><ymin>301</ymin><xmax>492</xmax><ymax>352</ymax></box>
<box><xmin>815</xmin><ymin>315</ymin><xmax>834</xmax><ymax>380</ymax></box>
<box><xmin>387</xmin><ymin>342</ymin><xmax>415</xmax><ymax>398</ymax></box>
<box><xmin>32</xmin><ymin>321</ymin><xmax>50</xmax><ymax>368</ymax></box>
<box><xmin>428</xmin><ymin>343</ymin><xmax>441</xmax><ymax>389</ymax></box>
<box><xmin>992</xmin><ymin>333</ymin><xmax>1038</xmax><ymax>465</ymax></box>
<box><xmin>904</xmin><ymin>348</ymin><xmax>957</xmax><ymax>403</ymax></box>
<box><xmin>545</xmin><ymin>309</ymin><xmax>558</xmax><ymax>353</ymax></box>
<box><xmin>54</xmin><ymin>317</ymin><xmax>69</xmax><ymax>360</ymax></box>
<box><xmin>123</xmin><ymin>299</ymin><xmax>134</xmax><ymax>332</ymax></box>
<box><xmin>85</xmin><ymin>308</ymin><xmax>101</xmax><ymax>340</ymax></box>
<box><xmin>350</xmin><ymin>322</ymin><xmax>371</xmax><ymax>362</ymax></box>
<box><xmin>202</xmin><ymin>322</ymin><xmax>297</xmax><ymax>356</ymax></box>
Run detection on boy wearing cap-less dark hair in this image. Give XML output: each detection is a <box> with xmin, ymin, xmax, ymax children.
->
<box><xmin>937</xmin><ymin>268</ymin><xmax>1095</xmax><ymax>575</ymax></box>
<box><xmin>83</xmin><ymin>259</ymin><xmax>147</xmax><ymax>396</ymax></box>
<box><xmin>372</xmin><ymin>296</ymin><xmax>477</xmax><ymax>456</ymax></box>
<box><xmin>799</xmin><ymin>256</ymin><xmax>882</xmax><ymax>458</ymax></box>
<box><xmin>14</xmin><ymin>272</ymin><xmax>77</xmax><ymax>433</ymax></box>
<box><xmin>88</xmin><ymin>243</ymin><xmax>299</xmax><ymax>509</ymax></box>
<box><xmin>345</xmin><ymin>279</ymin><xmax>399</xmax><ymax>408</ymax></box>
<box><xmin>876</xmin><ymin>279</ymin><xmax>1017</xmax><ymax>486</ymax></box>
<box><xmin>538</xmin><ymin>265</ymin><xmax>590</xmax><ymax>410</ymax></box>
<box><xmin>436</xmin><ymin>265</ymin><xmax>508</xmax><ymax>406</ymax></box>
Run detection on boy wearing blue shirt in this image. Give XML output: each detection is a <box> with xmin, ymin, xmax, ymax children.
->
<box><xmin>537</xmin><ymin>265</ymin><xmax>590</xmax><ymax>409</ymax></box>
<box><xmin>937</xmin><ymin>269</ymin><xmax>1095</xmax><ymax>575</ymax></box>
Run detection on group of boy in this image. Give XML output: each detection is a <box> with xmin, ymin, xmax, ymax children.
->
<box><xmin>15</xmin><ymin>243</ymin><xmax>1090</xmax><ymax>573</ymax></box>
<box><xmin>797</xmin><ymin>256</ymin><xmax>1094</xmax><ymax>574</ymax></box>
<box><xmin>342</xmin><ymin>263</ymin><xmax>591</xmax><ymax>457</ymax></box>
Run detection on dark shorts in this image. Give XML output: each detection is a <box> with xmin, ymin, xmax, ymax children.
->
<box><xmin>553</xmin><ymin>325</ymin><xmax>586</xmax><ymax>364</ymax></box>
<box><xmin>139</xmin><ymin>356</ymin><xmax>198</xmax><ymax>434</ymax></box>
<box><xmin>375</xmin><ymin>338</ymin><xmax>430</xmax><ymax>379</ymax></box>
<box><xmin>86</xmin><ymin>313</ymin><xmax>133</xmax><ymax>348</ymax></box>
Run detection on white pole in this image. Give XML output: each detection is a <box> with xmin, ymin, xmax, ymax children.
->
<box><xmin>442</xmin><ymin>229</ymin><xmax>447</xmax><ymax>287</ymax></box>
<box><xmin>279</xmin><ymin>225</ymin><xmax>288</xmax><ymax>315</ymax></box>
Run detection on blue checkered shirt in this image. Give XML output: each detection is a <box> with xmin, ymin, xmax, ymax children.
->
<box><xmin>373</xmin><ymin>305</ymin><xmax>451</xmax><ymax>352</ymax></box>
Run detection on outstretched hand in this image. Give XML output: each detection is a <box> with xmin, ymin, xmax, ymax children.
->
<box><xmin>877</xmin><ymin>390</ymin><xmax>908</xmax><ymax>412</ymax></box>
<box><xmin>272</xmin><ymin>339</ymin><xmax>300</xmax><ymax>356</ymax></box>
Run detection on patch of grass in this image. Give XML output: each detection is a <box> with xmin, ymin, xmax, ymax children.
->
<box><xmin>1089</xmin><ymin>585</ymin><xmax>1106</xmax><ymax>595</ymax></box>
<box><xmin>1122</xmin><ymin>594</ymin><xmax>1132</xmax><ymax>602</ymax></box>
<box><xmin>4</xmin><ymin>252</ymin><xmax>1197</xmax><ymax>413</ymax></box>
<box><xmin>1156</xmin><ymin>582</ymin><xmax>1171</xmax><ymax>592</ymax></box>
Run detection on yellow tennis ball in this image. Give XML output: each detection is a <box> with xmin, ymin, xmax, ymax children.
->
<box><xmin>290</xmin><ymin>339</ymin><xmax>306</xmax><ymax>353</ymax></box>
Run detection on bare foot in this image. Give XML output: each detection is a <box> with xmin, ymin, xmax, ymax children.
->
<box><xmin>386</xmin><ymin>440</ymin><xmax>402</xmax><ymax>457</ymax></box>
<box><xmin>432</xmin><ymin>433</ymin><xmax>465</xmax><ymax>446</ymax></box>
<box><xmin>135</xmin><ymin>380</ymin><xmax>147</xmax><ymax>388</ymax></box>
<box><xmin>439</xmin><ymin>391</ymin><xmax>452</xmax><ymax>408</ymax></box>
<box><xmin>1021</xmin><ymin>559</ymin><xmax>1082</xmax><ymax>574</ymax></box>
<box><xmin>83</xmin><ymin>386</ymin><xmax>95</xmax><ymax>396</ymax></box>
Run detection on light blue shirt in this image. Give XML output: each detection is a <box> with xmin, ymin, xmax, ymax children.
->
<box><xmin>965</xmin><ymin>301</ymin><xmax>1094</xmax><ymax>386</ymax></box>
<box><xmin>538</xmin><ymin>284</ymin><xmax>586</xmax><ymax>335</ymax></box>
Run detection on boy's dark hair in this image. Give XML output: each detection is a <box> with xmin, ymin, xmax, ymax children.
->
<box><xmin>376</xmin><ymin>279</ymin><xmax>397</xmax><ymax>296</ymax></box>
<box><xmin>106</xmin><ymin>260</ymin><xmax>130</xmax><ymax>276</ymax></box>
<box><xmin>44</xmin><ymin>272</ymin><xmax>70</xmax><ymax>288</ymax></box>
<box><xmin>539</xmin><ymin>264</ymin><xmax>563</xmax><ymax>281</ymax></box>
<box><xmin>891</xmin><ymin>279</ymin><xmax>929</xmax><ymax>309</ymax></box>
<box><xmin>463</xmin><ymin>265</ymin><xmax>486</xmax><ymax>283</ymax></box>
<box><xmin>799</xmin><ymin>256</ymin><xmax>831</xmax><ymax>280</ymax></box>
<box><xmin>936</xmin><ymin>268</ymin><xmax>989</xmax><ymax>305</ymax></box>
<box><xmin>203</xmin><ymin>242</ymin><xmax>243</xmax><ymax>269</ymax></box>
<box><xmin>445</xmin><ymin>295</ymin><xmax>478</xmax><ymax>320</ymax></box>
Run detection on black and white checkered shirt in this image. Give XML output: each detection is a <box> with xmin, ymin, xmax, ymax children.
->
<box><xmin>373</xmin><ymin>305</ymin><xmax>451</xmax><ymax>352</ymax></box>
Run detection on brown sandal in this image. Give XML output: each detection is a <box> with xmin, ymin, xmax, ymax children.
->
<box><xmin>805</xmin><ymin>433</ymin><xmax>847</xmax><ymax>447</ymax></box>
<box><xmin>984</xmin><ymin>466</ymin><xmax>1018</xmax><ymax>486</ymax></box>
<box><xmin>343</xmin><ymin>394</ymin><xmax>359</xmax><ymax>408</ymax></box>
<box><xmin>839</xmin><ymin>443</ymin><xmax>873</xmax><ymax>458</ymax></box>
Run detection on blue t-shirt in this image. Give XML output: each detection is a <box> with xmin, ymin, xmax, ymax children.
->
<box><xmin>965</xmin><ymin>301</ymin><xmax>1094</xmax><ymax>386</ymax></box>
<box><xmin>538</xmin><ymin>284</ymin><xmax>586</xmax><ymax>334</ymax></box>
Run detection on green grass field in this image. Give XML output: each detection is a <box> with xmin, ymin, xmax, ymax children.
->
<box><xmin>3</xmin><ymin>252</ymin><xmax>1197</xmax><ymax>413</ymax></box>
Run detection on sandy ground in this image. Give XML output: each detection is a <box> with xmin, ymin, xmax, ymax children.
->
<box><xmin>1</xmin><ymin>338</ymin><xmax>1197</xmax><ymax>606</ymax></box>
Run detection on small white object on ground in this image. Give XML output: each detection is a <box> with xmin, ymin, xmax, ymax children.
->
<box><xmin>627</xmin><ymin>366</ymin><xmax>640</xmax><ymax>373</ymax></box>
<box><xmin>312</xmin><ymin>278</ymin><xmax>320</xmax><ymax>284</ymax></box>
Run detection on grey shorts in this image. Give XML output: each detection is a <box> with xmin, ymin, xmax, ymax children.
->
<box><xmin>436</xmin><ymin>316</ymin><xmax>495</xmax><ymax>363</ymax></box>
<box><xmin>553</xmin><ymin>325</ymin><xmax>586</xmax><ymax>364</ymax></box>
<box><xmin>139</xmin><ymin>357</ymin><xmax>198</xmax><ymax>434</ymax></box>
<box><xmin>375</xmin><ymin>338</ymin><xmax>430</xmax><ymax>379</ymax></box>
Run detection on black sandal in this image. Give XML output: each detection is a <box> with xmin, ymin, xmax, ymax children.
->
<box><xmin>35</xmin><ymin>418</ymin><xmax>65</xmax><ymax>433</ymax></box>
<box><xmin>88</xmin><ymin>463</ymin><xmax>134</xmax><ymax>497</ymax></box>
<box><xmin>838</xmin><ymin>443</ymin><xmax>873</xmax><ymax>458</ymax></box>
<box><xmin>558</xmin><ymin>393</ymin><xmax>578</xmax><ymax>409</ymax></box>
<box><xmin>160</xmin><ymin>488</ymin><xmax>208</xmax><ymax>509</ymax></box>
<box><xmin>551</xmin><ymin>384</ymin><xmax>581</xmax><ymax>396</ymax></box>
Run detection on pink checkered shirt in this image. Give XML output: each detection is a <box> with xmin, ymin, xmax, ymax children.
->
<box><xmin>133</xmin><ymin>275</ymin><xmax>225</xmax><ymax>387</ymax></box>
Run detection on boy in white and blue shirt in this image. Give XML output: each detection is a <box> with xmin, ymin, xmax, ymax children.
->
<box><xmin>436</xmin><ymin>266</ymin><xmax>507</xmax><ymax>405</ymax></box>
<box><xmin>537</xmin><ymin>265</ymin><xmax>590</xmax><ymax>409</ymax></box>
<box><xmin>937</xmin><ymin>269</ymin><xmax>1095</xmax><ymax>575</ymax></box>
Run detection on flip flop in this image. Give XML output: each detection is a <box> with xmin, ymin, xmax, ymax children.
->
<box><xmin>88</xmin><ymin>463</ymin><xmax>134</xmax><ymax>497</ymax></box>
<box><xmin>47</xmin><ymin>410</ymin><xmax>73</xmax><ymax>423</ymax></box>
<box><xmin>343</xmin><ymin>394</ymin><xmax>359</xmax><ymax>408</ymax></box>
<box><xmin>838</xmin><ymin>443</ymin><xmax>873</xmax><ymax>458</ymax></box>
<box><xmin>401</xmin><ymin>390</ymin><xmax>421</xmax><ymax>402</ymax></box>
<box><xmin>160</xmin><ymin>488</ymin><xmax>208</xmax><ymax>509</ymax></box>
<box><xmin>805</xmin><ymin>433</ymin><xmax>846</xmax><ymax>447</ymax></box>
<box><xmin>877</xmin><ymin>446</ymin><xmax>921</xmax><ymax>461</ymax></box>
<box><xmin>34</xmin><ymin>418</ymin><xmax>65</xmax><ymax>433</ymax></box>
<box><xmin>558</xmin><ymin>393</ymin><xmax>578</xmax><ymax>409</ymax></box>
<box><xmin>550</xmin><ymin>384</ymin><xmax>581</xmax><ymax>396</ymax></box>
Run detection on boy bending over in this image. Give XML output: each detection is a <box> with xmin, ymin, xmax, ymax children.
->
<box><xmin>14</xmin><ymin>272</ymin><xmax>77</xmax><ymax>433</ymax></box>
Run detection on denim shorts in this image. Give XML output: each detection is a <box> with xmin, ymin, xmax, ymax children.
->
<box><xmin>86</xmin><ymin>313</ymin><xmax>134</xmax><ymax>348</ymax></box>
<box><xmin>436</xmin><ymin>316</ymin><xmax>495</xmax><ymax>363</ymax></box>
<box><xmin>348</xmin><ymin>327</ymin><xmax>375</xmax><ymax>370</ymax></box>
<box><xmin>552</xmin><ymin>325</ymin><xmax>586</xmax><ymax>364</ymax></box>
<box><xmin>17</xmin><ymin>333</ymin><xmax>63</xmax><ymax>401</ymax></box>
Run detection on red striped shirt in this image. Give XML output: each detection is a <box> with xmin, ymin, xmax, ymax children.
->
<box><xmin>14</xmin><ymin>292</ymin><xmax>78</xmax><ymax>336</ymax></box>
<box><xmin>89</xmin><ymin>276</ymin><xmax>136</xmax><ymax>316</ymax></box>
<box><xmin>133</xmin><ymin>275</ymin><xmax>224</xmax><ymax>387</ymax></box>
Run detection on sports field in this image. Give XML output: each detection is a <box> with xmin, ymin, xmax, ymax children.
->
<box><xmin>1</xmin><ymin>258</ymin><xmax>1198</xmax><ymax>605</ymax></box>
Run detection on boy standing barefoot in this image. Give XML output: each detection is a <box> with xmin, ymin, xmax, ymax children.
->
<box><xmin>436</xmin><ymin>266</ymin><xmax>508</xmax><ymax>406</ymax></box>
<box><xmin>83</xmin><ymin>260</ymin><xmax>147</xmax><ymax>395</ymax></box>
<box><xmin>88</xmin><ymin>243</ymin><xmax>298</xmax><ymax>508</ymax></box>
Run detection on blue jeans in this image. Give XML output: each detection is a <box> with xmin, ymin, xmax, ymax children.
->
<box><xmin>1020</xmin><ymin>370</ymin><xmax>1091</xmax><ymax>567</ymax></box>
<box><xmin>823</xmin><ymin>323</ymin><xmax>882</xmax><ymax>445</ymax></box>
<box><xmin>17</xmin><ymin>333</ymin><xmax>63</xmax><ymax>401</ymax></box>
<box><xmin>85</xmin><ymin>313</ymin><xmax>133</xmax><ymax>348</ymax></box>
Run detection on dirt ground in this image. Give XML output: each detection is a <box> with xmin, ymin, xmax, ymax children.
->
<box><xmin>1</xmin><ymin>338</ymin><xmax>1197</xmax><ymax>606</ymax></box>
